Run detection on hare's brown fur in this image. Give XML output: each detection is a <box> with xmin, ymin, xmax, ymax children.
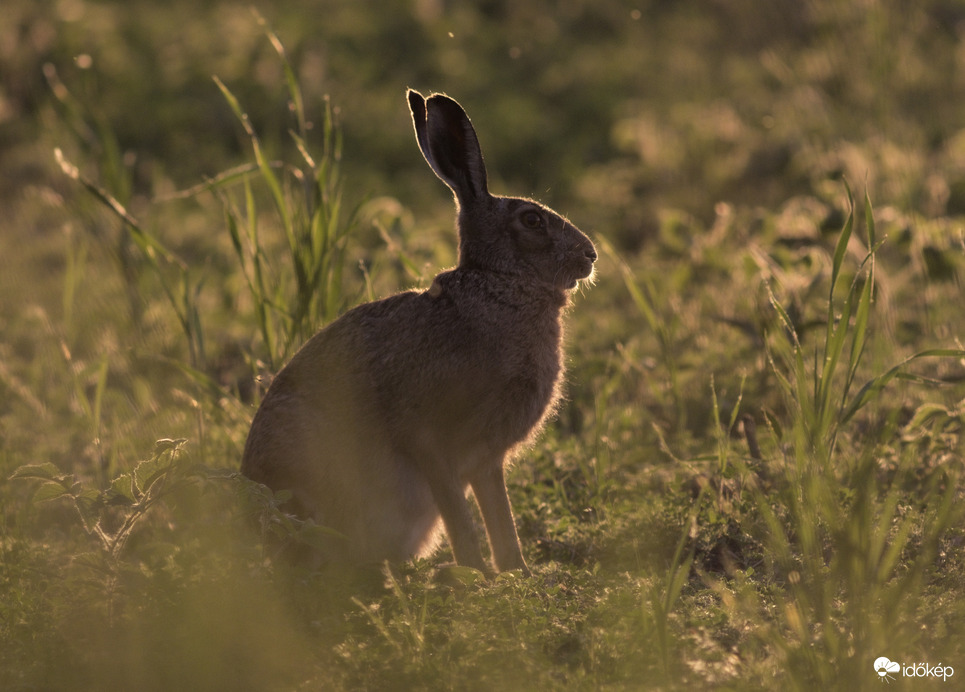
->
<box><xmin>241</xmin><ymin>91</ymin><xmax>596</xmax><ymax>574</ymax></box>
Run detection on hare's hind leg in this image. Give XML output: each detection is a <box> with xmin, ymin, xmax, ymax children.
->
<box><xmin>359</xmin><ymin>456</ymin><xmax>445</xmax><ymax>563</ymax></box>
<box><xmin>470</xmin><ymin>464</ymin><xmax>530</xmax><ymax>575</ymax></box>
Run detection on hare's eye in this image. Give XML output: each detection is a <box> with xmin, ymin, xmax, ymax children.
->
<box><xmin>521</xmin><ymin>211</ymin><xmax>543</xmax><ymax>229</ymax></box>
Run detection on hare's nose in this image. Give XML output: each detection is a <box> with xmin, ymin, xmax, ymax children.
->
<box><xmin>585</xmin><ymin>246</ymin><xmax>598</xmax><ymax>263</ymax></box>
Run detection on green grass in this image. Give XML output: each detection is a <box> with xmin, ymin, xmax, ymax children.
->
<box><xmin>2</xmin><ymin>2</ymin><xmax>965</xmax><ymax>690</ymax></box>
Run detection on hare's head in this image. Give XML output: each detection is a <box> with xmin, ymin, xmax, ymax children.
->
<box><xmin>408</xmin><ymin>90</ymin><xmax>596</xmax><ymax>291</ymax></box>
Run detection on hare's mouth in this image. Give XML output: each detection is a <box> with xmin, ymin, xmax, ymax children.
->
<box><xmin>561</xmin><ymin>260</ymin><xmax>596</xmax><ymax>289</ymax></box>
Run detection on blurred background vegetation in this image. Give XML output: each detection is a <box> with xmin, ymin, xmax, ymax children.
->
<box><xmin>2</xmin><ymin>1</ymin><xmax>964</xmax><ymax>689</ymax></box>
<box><xmin>9</xmin><ymin>0</ymin><xmax>965</xmax><ymax>229</ymax></box>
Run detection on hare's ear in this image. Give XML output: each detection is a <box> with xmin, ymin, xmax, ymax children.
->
<box><xmin>408</xmin><ymin>89</ymin><xmax>433</xmax><ymax>169</ymax></box>
<box><xmin>408</xmin><ymin>90</ymin><xmax>489</xmax><ymax>203</ymax></box>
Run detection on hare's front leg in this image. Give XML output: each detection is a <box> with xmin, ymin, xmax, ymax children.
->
<box><xmin>470</xmin><ymin>464</ymin><xmax>530</xmax><ymax>575</ymax></box>
<box><xmin>423</xmin><ymin>468</ymin><xmax>489</xmax><ymax>572</ymax></box>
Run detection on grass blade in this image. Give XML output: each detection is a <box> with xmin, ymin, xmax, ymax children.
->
<box><xmin>841</xmin><ymin>348</ymin><xmax>965</xmax><ymax>423</ymax></box>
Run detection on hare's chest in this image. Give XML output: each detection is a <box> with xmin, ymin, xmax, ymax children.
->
<box><xmin>489</xmin><ymin>328</ymin><xmax>563</xmax><ymax>430</ymax></box>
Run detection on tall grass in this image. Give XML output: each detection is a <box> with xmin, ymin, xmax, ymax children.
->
<box><xmin>598</xmin><ymin>235</ymin><xmax>688</xmax><ymax>430</ymax></box>
<box><xmin>716</xmin><ymin>189</ymin><xmax>965</xmax><ymax>689</ymax></box>
<box><xmin>209</xmin><ymin>16</ymin><xmax>361</xmax><ymax>369</ymax></box>
<box><xmin>53</xmin><ymin>16</ymin><xmax>361</xmax><ymax>406</ymax></box>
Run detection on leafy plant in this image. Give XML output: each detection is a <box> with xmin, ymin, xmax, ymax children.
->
<box><xmin>10</xmin><ymin>438</ymin><xmax>190</xmax><ymax>563</ymax></box>
<box><xmin>228</xmin><ymin>468</ymin><xmax>349</xmax><ymax>562</ymax></box>
<box><xmin>9</xmin><ymin>438</ymin><xmax>191</xmax><ymax>622</ymax></box>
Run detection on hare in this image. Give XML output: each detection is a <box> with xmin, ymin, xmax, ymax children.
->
<box><xmin>241</xmin><ymin>89</ymin><xmax>596</xmax><ymax>575</ymax></box>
